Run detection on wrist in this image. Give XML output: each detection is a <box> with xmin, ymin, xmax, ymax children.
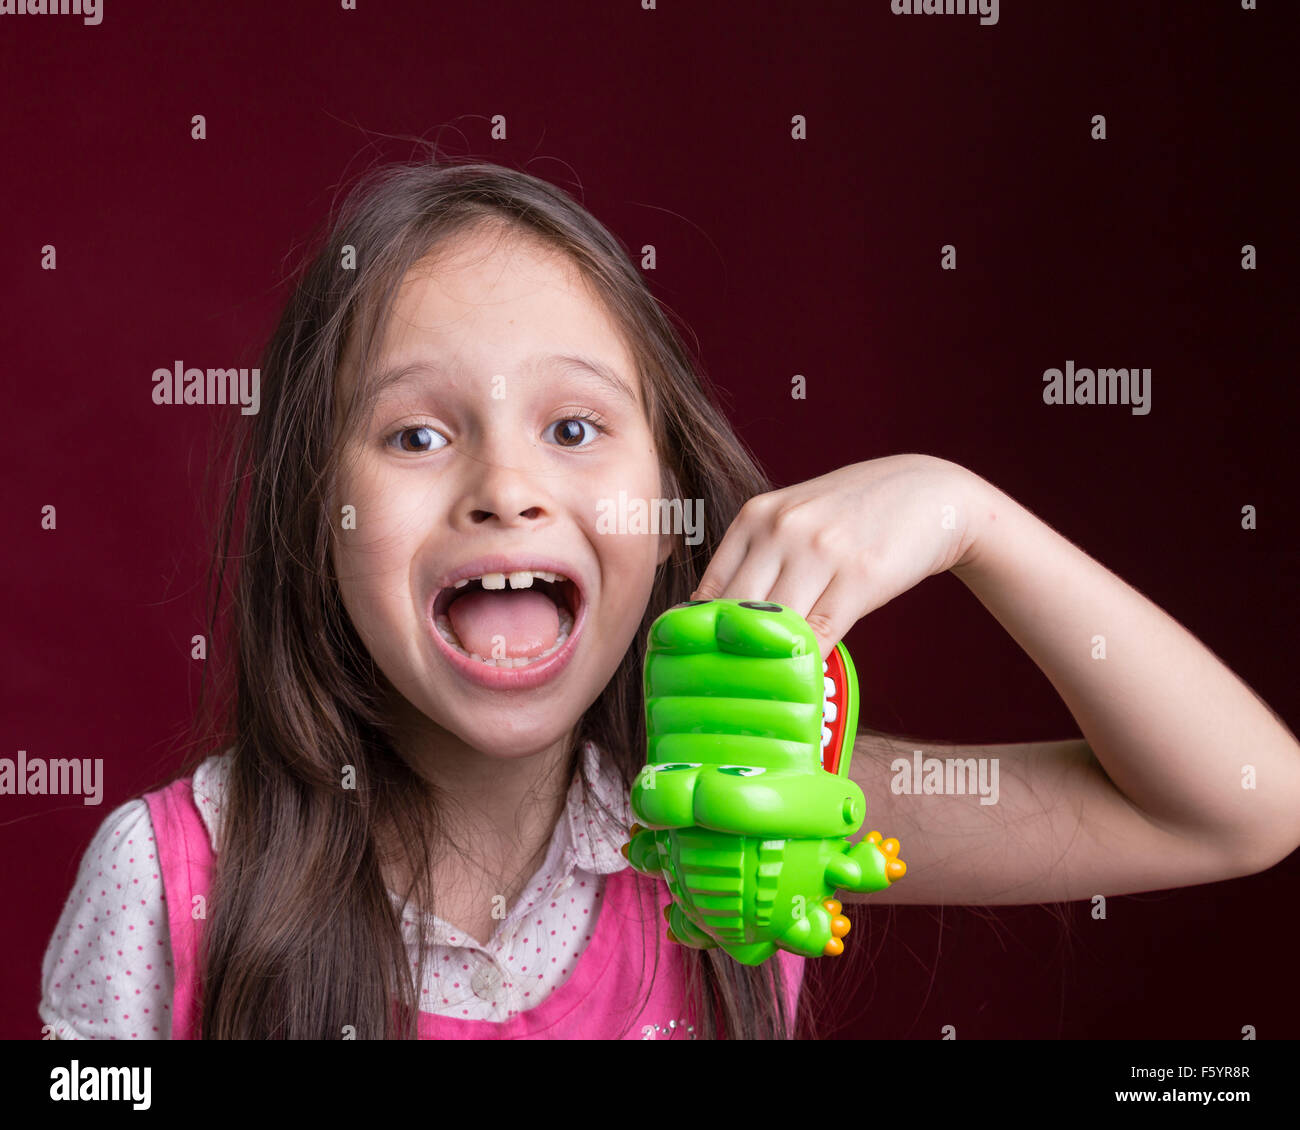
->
<box><xmin>949</xmin><ymin>469</ymin><xmax>1008</xmax><ymax>580</ymax></box>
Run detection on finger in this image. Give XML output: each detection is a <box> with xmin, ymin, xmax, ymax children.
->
<box><xmin>802</xmin><ymin>572</ymin><xmax>870</xmax><ymax>661</ymax></box>
<box><xmin>690</xmin><ymin>523</ymin><xmax>753</xmax><ymax>600</ymax></box>
<box><xmin>714</xmin><ymin>543</ymin><xmax>787</xmax><ymax>603</ymax></box>
<box><xmin>765</xmin><ymin>561</ymin><xmax>837</xmax><ymax>623</ymax></box>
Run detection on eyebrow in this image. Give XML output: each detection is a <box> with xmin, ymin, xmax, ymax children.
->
<box><xmin>364</xmin><ymin>351</ymin><xmax>638</xmax><ymax>408</ymax></box>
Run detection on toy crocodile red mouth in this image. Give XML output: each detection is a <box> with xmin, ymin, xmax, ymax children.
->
<box><xmin>820</xmin><ymin>638</ymin><xmax>855</xmax><ymax>776</ymax></box>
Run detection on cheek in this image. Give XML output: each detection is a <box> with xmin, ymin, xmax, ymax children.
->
<box><xmin>332</xmin><ymin>482</ymin><xmax>423</xmax><ymax>631</ymax></box>
<box><xmin>598</xmin><ymin>454</ymin><xmax>672</xmax><ymax>552</ymax></box>
<box><xmin>334</xmin><ymin>549</ymin><xmax>408</xmax><ymax>655</ymax></box>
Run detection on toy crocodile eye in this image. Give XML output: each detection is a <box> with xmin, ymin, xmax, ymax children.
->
<box><xmin>654</xmin><ymin>762</ymin><xmax>702</xmax><ymax>771</ymax></box>
<box><xmin>717</xmin><ymin>765</ymin><xmax>766</xmax><ymax>776</ymax></box>
<box><xmin>739</xmin><ymin>601</ymin><xmax>783</xmax><ymax>612</ymax></box>
<box><xmin>671</xmin><ymin>600</ymin><xmax>711</xmax><ymax>609</ymax></box>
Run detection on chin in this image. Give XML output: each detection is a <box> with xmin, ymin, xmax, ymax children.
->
<box><xmin>438</xmin><ymin>701</ymin><xmax>584</xmax><ymax>760</ymax></box>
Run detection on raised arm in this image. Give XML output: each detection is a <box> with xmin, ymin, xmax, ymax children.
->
<box><xmin>847</xmin><ymin>472</ymin><xmax>1300</xmax><ymax>905</ymax></box>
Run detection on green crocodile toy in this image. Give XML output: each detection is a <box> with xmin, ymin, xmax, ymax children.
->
<box><xmin>621</xmin><ymin>598</ymin><xmax>906</xmax><ymax>966</ymax></box>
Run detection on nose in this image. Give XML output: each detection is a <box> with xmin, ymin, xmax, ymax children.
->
<box><xmin>457</xmin><ymin>454</ymin><xmax>553</xmax><ymax>529</ymax></box>
<box><xmin>470</xmin><ymin>501</ymin><xmax>544</xmax><ymax>525</ymax></box>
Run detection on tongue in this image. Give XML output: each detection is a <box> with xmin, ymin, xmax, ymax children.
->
<box><xmin>447</xmin><ymin>589</ymin><xmax>560</xmax><ymax>659</ymax></box>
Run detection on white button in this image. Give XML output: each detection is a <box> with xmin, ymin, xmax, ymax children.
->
<box><xmin>557</xmin><ymin>875</ymin><xmax>574</xmax><ymax>893</ymax></box>
<box><xmin>472</xmin><ymin>961</ymin><xmax>503</xmax><ymax>1000</ymax></box>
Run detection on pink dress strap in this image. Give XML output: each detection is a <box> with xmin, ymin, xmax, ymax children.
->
<box><xmin>144</xmin><ymin>776</ymin><xmax>212</xmax><ymax>1041</ymax></box>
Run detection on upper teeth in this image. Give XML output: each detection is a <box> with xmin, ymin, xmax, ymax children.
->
<box><xmin>822</xmin><ymin>671</ymin><xmax>837</xmax><ymax>750</ymax></box>
<box><xmin>452</xmin><ymin>570</ymin><xmax>568</xmax><ymax>590</ymax></box>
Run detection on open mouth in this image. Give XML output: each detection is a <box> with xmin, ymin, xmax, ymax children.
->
<box><xmin>431</xmin><ymin>569</ymin><xmax>581</xmax><ymax>669</ymax></box>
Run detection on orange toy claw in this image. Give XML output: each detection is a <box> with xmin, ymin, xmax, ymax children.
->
<box><xmin>865</xmin><ymin>830</ymin><xmax>907</xmax><ymax>882</ymax></box>
<box><xmin>821</xmin><ymin>897</ymin><xmax>852</xmax><ymax>956</ymax></box>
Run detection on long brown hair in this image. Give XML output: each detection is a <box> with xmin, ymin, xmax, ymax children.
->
<box><xmin>186</xmin><ymin>152</ymin><xmax>829</xmax><ymax>1039</ymax></box>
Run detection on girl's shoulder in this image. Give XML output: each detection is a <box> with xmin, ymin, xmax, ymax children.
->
<box><xmin>185</xmin><ymin>749</ymin><xmax>234</xmax><ymax>853</ymax></box>
<box><xmin>135</xmin><ymin>749</ymin><xmax>233</xmax><ymax>855</ymax></box>
<box><xmin>38</xmin><ymin>750</ymin><xmax>234</xmax><ymax>1040</ymax></box>
<box><xmin>39</xmin><ymin>793</ymin><xmax>170</xmax><ymax>1038</ymax></box>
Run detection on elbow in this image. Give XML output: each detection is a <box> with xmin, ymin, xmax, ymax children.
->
<box><xmin>1225</xmin><ymin>762</ymin><xmax>1300</xmax><ymax>877</ymax></box>
<box><xmin>1229</xmin><ymin>834</ymin><xmax>1300</xmax><ymax>878</ymax></box>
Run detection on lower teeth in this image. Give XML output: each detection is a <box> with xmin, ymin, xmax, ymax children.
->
<box><xmin>435</xmin><ymin>607</ymin><xmax>575</xmax><ymax>667</ymax></box>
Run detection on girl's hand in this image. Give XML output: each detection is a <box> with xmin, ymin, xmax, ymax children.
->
<box><xmin>690</xmin><ymin>454</ymin><xmax>988</xmax><ymax>659</ymax></box>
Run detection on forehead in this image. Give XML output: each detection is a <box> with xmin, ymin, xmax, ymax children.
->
<box><xmin>397</xmin><ymin>228</ymin><xmax>604</xmax><ymax>341</ymax></box>
<box><xmin>343</xmin><ymin>227</ymin><xmax>641</xmax><ymax>403</ymax></box>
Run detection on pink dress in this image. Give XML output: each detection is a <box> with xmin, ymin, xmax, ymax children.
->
<box><xmin>143</xmin><ymin>774</ymin><xmax>805</xmax><ymax>1039</ymax></box>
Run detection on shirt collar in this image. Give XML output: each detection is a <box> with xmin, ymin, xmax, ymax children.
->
<box><xmin>195</xmin><ymin>740</ymin><xmax>635</xmax><ymax>876</ymax></box>
<box><xmin>564</xmin><ymin>739</ymin><xmax>635</xmax><ymax>875</ymax></box>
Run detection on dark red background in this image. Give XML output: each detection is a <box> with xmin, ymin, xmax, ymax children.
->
<box><xmin>2</xmin><ymin>0</ymin><xmax>1296</xmax><ymax>1040</ymax></box>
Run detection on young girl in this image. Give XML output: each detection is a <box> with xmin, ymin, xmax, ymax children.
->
<box><xmin>38</xmin><ymin>157</ymin><xmax>1300</xmax><ymax>1040</ymax></box>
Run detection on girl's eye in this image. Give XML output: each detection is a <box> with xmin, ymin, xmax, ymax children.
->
<box><xmin>389</xmin><ymin>425</ymin><xmax>448</xmax><ymax>453</ymax></box>
<box><xmin>547</xmin><ymin>415</ymin><xmax>604</xmax><ymax>448</ymax></box>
